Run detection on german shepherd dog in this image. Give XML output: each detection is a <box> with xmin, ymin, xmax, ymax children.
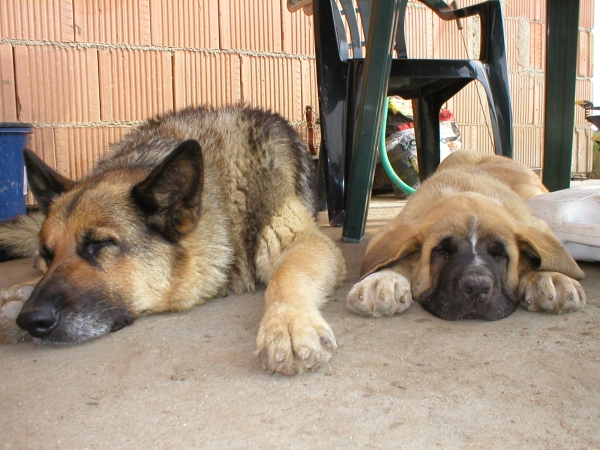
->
<box><xmin>0</xmin><ymin>105</ymin><xmax>346</xmax><ymax>376</ymax></box>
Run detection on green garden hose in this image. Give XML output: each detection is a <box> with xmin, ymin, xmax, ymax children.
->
<box><xmin>379</xmin><ymin>97</ymin><xmax>416</xmax><ymax>195</ymax></box>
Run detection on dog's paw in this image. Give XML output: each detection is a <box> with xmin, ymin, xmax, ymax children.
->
<box><xmin>0</xmin><ymin>284</ymin><xmax>35</xmax><ymax>344</ymax></box>
<box><xmin>346</xmin><ymin>269</ymin><xmax>413</xmax><ymax>318</ymax></box>
<box><xmin>1</xmin><ymin>283</ymin><xmax>35</xmax><ymax>304</ymax></box>
<box><xmin>255</xmin><ymin>306</ymin><xmax>337</xmax><ymax>376</ymax></box>
<box><xmin>519</xmin><ymin>271</ymin><xmax>586</xmax><ymax>314</ymax></box>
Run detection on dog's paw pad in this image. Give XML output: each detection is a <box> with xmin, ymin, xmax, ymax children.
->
<box><xmin>255</xmin><ymin>308</ymin><xmax>336</xmax><ymax>376</ymax></box>
<box><xmin>346</xmin><ymin>270</ymin><xmax>413</xmax><ymax>318</ymax></box>
<box><xmin>519</xmin><ymin>272</ymin><xmax>585</xmax><ymax>314</ymax></box>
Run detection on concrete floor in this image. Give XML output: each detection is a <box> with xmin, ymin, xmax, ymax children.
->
<box><xmin>1</xmin><ymin>196</ymin><xmax>599</xmax><ymax>449</ymax></box>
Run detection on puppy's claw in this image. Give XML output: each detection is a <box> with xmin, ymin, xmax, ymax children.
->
<box><xmin>347</xmin><ymin>270</ymin><xmax>413</xmax><ymax>318</ymax></box>
<box><xmin>519</xmin><ymin>271</ymin><xmax>585</xmax><ymax>314</ymax></box>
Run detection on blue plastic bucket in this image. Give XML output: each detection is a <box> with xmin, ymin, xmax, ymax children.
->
<box><xmin>0</xmin><ymin>123</ymin><xmax>33</xmax><ymax>221</ymax></box>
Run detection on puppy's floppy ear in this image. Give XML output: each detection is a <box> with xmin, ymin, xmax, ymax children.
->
<box><xmin>23</xmin><ymin>148</ymin><xmax>75</xmax><ymax>214</ymax></box>
<box><xmin>515</xmin><ymin>224</ymin><xmax>584</xmax><ymax>280</ymax></box>
<box><xmin>359</xmin><ymin>222</ymin><xmax>422</xmax><ymax>280</ymax></box>
<box><xmin>132</xmin><ymin>140</ymin><xmax>203</xmax><ymax>241</ymax></box>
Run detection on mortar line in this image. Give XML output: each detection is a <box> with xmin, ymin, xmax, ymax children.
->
<box><xmin>0</xmin><ymin>38</ymin><xmax>316</xmax><ymax>61</ymax></box>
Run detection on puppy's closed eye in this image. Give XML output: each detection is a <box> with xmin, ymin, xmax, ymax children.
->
<box><xmin>432</xmin><ymin>237</ymin><xmax>456</xmax><ymax>259</ymax></box>
<box><xmin>487</xmin><ymin>241</ymin><xmax>508</xmax><ymax>262</ymax></box>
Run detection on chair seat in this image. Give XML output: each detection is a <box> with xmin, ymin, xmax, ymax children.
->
<box><xmin>314</xmin><ymin>0</ymin><xmax>513</xmax><ymax>241</ymax></box>
<box><xmin>347</xmin><ymin>58</ymin><xmax>491</xmax><ymax>98</ymax></box>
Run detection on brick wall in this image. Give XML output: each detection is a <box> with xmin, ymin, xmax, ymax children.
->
<box><xmin>0</xmin><ymin>0</ymin><xmax>318</xmax><ymax>204</ymax></box>
<box><xmin>0</xmin><ymin>0</ymin><xmax>594</xmax><ymax>207</ymax></box>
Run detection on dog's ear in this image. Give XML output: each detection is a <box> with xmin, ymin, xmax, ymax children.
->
<box><xmin>359</xmin><ymin>223</ymin><xmax>422</xmax><ymax>280</ymax></box>
<box><xmin>131</xmin><ymin>140</ymin><xmax>203</xmax><ymax>241</ymax></box>
<box><xmin>23</xmin><ymin>148</ymin><xmax>75</xmax><ymax>215</ymax></box>
<box><xmin>515</xmin><ymin>224</ymin><xmax>584</xmax><ymax>280</ymax></box>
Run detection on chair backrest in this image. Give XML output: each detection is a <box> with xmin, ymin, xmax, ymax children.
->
<box><xmin>329</xmin><ymin>0</ymin><xmax>500</xmax><ymax>62</ymax></box>
<box><xmin>330</xmin><ymin>0</ymin><xmax>409</xmax><ymax>60</ymax></box>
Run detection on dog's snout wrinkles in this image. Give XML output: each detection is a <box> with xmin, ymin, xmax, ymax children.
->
<box><xmin>16</xmin><ymin>306</ymin><xmax>59</xmax><ymax>337</ymax></box>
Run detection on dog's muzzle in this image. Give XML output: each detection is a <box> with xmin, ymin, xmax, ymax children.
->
<box><xmin>16</xmin><ymin>304</ymin><xmax>60</xmax><ymax>338</ymax></box>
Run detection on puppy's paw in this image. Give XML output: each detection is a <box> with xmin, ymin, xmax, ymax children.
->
<box><xmin>519</xmin><ymin>271</ymin><xmax>585</xmax><ymax>314</ymax></box>
<box><xmin>346</xmin><ymin>269</ymin><xmax>412</xmax><ymax>318</ymax></box>
<box><xmin>255</xmin><ymin>306</ymin><xmax>337</xmax><ymax>376</ymax></box>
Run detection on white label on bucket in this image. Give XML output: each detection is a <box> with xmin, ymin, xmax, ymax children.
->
<box><xmin>23</xmin><ymin>166</ymin><xmax>28</xmax><ymax>195</ymax></box>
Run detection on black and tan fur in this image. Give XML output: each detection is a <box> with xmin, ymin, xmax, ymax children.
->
<box><xmin>0</xmin><ymin>104</ymin><xmax>346</xmax><ymax>376</ymax></box>
<box><xmin>347</xmin><ymin>150</ymin><xmax>585</xmax><ymax>321</ymax></box>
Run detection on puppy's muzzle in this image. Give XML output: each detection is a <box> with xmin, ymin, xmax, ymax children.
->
<box><xmin>458</xmin><ymin>267</ymin><xmax>494</xmax><ymax>304</ymax></box>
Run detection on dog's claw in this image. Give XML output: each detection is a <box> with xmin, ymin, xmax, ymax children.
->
<box><xmin>256</xmin><ymin>306</ymin><xmax>336</xmax><ymax>376</ymax></box>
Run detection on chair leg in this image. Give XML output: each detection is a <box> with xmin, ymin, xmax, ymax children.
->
<box><xmin>477</xmin><ymin>66</ymin><xmax>513</xmax><ymax>158</ymax></box>
<box><xmin>479</xmin><ymin>0</ymin><xmax>513</xmax><ymax>158</ymax></box>
<box><xmin>341</xmin><ymin>0</ymin><xmax>402</xmax><ymax>243</ymax></box>
<box><xmin>412</xmin><ymin>96</ymin><xmax>442</xmax><ymax>181</ymax></box>
<box><xmin>313</xmin><ymin>0</ymin><xmax>348</xmax><ymax>227</ymax></box>
<box><xmin>411</xmin><ymin>77</ymin><xmax>474</xmax><ymax>180</ymax></box>
<box><xmin>543</xmin><ymin>0</ymin><xmax>580</xmax><ymax>190</ymax></box>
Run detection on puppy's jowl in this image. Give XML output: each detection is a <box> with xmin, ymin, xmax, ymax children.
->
<box><xmin>0</xmin><ymin>105</ymin><xmax>346</xmax><ymax>376</ymax></box>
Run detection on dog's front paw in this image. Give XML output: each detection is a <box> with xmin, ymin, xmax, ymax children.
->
<box><xmin>519</xmin><ymin>271</ymin><xmax>585</xmax><ymax>314</ymax></box>
<box><xmin>1</xmin><ymin>284</ymin><xmax>35</xmax><ymax>344</ymax></box>
<box><xmin>255</xmin><ymin>306</ymin><xmax>337</xmax><ymax>376</ymax></box>
<box><xmin>346</xmin><ymin>269</ymin><xmax>412</xmax><ymax>318</ymax></box>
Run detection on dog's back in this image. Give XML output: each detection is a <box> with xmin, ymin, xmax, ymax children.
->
<box><xmin>0</xmin><ymin>105</ymin><xmax>317</xmax><ymax>267</ymax></box>
<box><xmin>100</xmin><ymin>105</ymin><xmax>319</xmax><ymax>294</ymax></box>
<box><xmin>437</xmin><ymin>149</ymin><xmax>548</xmax><ymax>200</ymax></box>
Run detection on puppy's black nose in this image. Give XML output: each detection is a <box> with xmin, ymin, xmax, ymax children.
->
<box><xmin>459</xmin><ymin>274</ymin><xmax>493</xmax><ymax>302</ymax></box>
<box><xmin>16</xmin><ymin>306</ymin><xmax>59</xmax><ymax>337</ymax></box>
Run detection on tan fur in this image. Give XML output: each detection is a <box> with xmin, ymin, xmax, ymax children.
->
<box><xmin>435</xmin><ymin>149</ymin><xmax>548</xmax><ymax>199</ymax></box>
<box><xmin>348</xmin><ymin>149</ymin><xmax>585</xmax><ymax>319</ymax></box>
<box><xmin>0</xmin><ymin>213</ymin><xmax>45</xmax><ymax>262</ymax></box>
<box><xmin>0</xmin><ymin>105</ymin><xmax>346</xmax><ymax>376</ymax></box>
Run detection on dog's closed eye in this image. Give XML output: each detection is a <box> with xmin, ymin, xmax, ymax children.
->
<box><xmin>78</xmin><ymin>233</ymin><xmax>117</xmax><ymax>266</ymax></box>
<box><xmin>86</xmin><ymin>239</ymin><xmax>115</xmax><ymax>256</ymax></box>
<box><xmin>40</xmin><ymin>244</ymin><xmax>54</xmax><ymax>266</ymax></box>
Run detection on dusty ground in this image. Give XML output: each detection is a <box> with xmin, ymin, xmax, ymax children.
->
<box><xmin>1</xmin><ymin>196</ymin><xmax>599</xmax><ymax>449</ymax></box>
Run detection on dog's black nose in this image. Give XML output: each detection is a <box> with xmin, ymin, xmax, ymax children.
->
<box><xmin>16</xmin><ymin>306</ymin><xmax>59</xmax><ymax>337</ymax></box>
<box><xmin>459</xmin><ymin>273</ymin><xmax>493</xmax><ymax>302</ymax></box>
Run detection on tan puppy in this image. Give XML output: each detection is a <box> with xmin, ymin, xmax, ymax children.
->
<box><xmin>347</xmin><ymin>150</ymin><xmax>585</xmax><ymax>321</ymax></box>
